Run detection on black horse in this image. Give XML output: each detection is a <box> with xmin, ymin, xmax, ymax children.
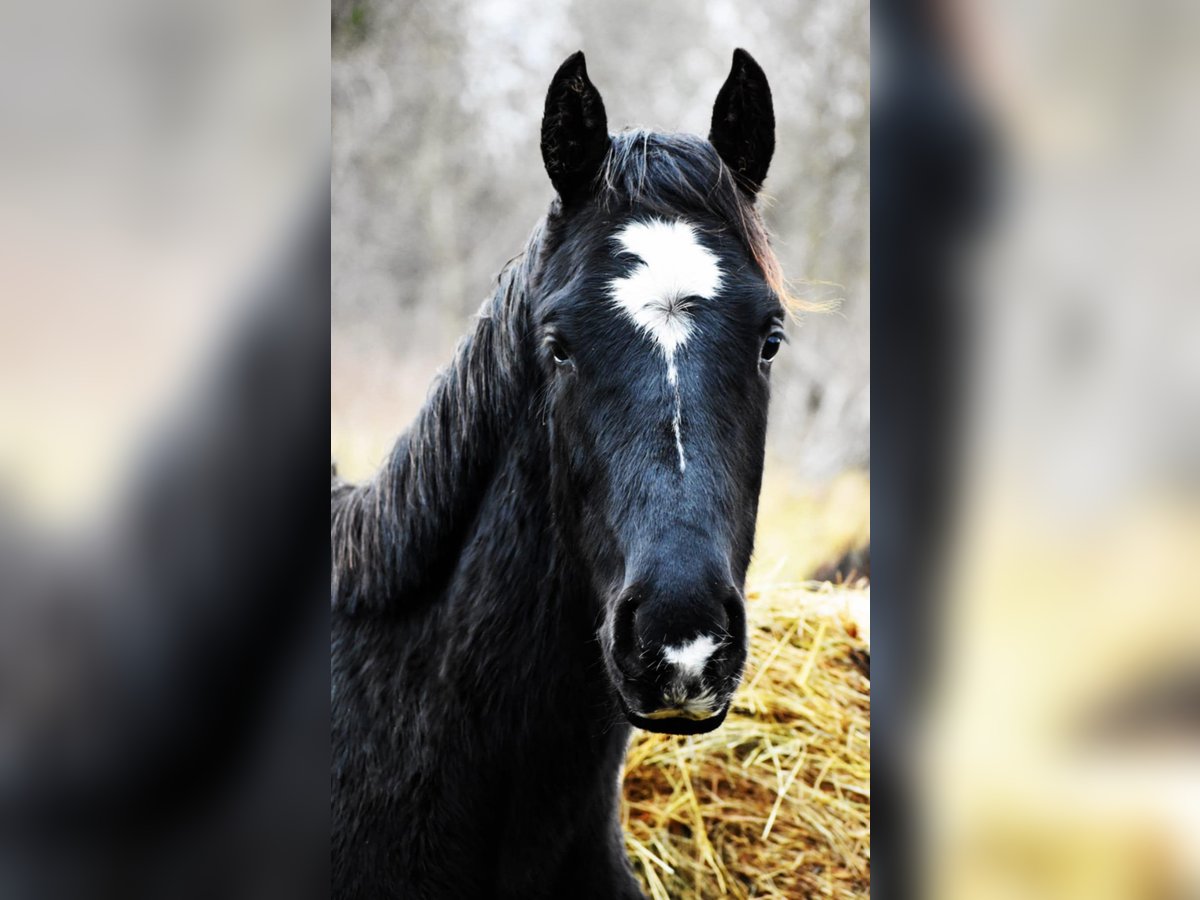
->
<box><xmin>332</xmin><ymin>50</ymin><xmax>785</xmax><ymax>898</ymax></box>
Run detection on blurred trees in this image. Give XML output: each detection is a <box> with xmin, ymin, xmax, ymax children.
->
<box><xmin>333</xmin><ymin>0</ymin><xmax>868</xmax><ymax>479</ymax></box>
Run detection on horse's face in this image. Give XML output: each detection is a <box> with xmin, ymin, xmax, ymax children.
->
<box><xmin>538</xmin><ymin>211</ymin><xmax>783</xmax><ymax>733</ymax></box>
<box><xmin>535</xmin><ymin>52</ymin><xmax>781</xmax><ymax>734</ymax></box>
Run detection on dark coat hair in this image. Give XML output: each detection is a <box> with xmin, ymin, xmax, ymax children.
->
<box><xmin>332</xmin><ymin>51</ymin><xmax>782</xmax><ymax>899</ymax></box>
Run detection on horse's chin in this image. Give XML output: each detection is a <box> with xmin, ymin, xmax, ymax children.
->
<box><xmin>621</xmin><ymin>702</ymin><xmax>729</xmax><ymax>735</ymax></box>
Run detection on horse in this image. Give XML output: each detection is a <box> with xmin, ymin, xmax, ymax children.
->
<box><xmin>332</xmin><ymin>49</ymin><xmax>786</xmax><ymax>899</ymax></box>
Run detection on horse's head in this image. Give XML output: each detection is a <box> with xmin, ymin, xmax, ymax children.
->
<box><xmin>532</xmin><ymin>51</ymin><xmax>784</xmax><ymax>735</ymax></box>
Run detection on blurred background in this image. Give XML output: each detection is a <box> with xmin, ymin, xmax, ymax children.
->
<box><xmin>0</xmin><ymin>0</ymin><xmax>327</xmax><ymax>520</ymax></box>
<box><xmin>0</xmin><ymin>0</ymin><xmax>329</xmax><ymax>897</ymax></box>
<box><xmin>874</xmin><ymin>1</ymin><xmax>1200</xmax><ymax>898</ymax></box>
<box><xmin>330</xmin><ymin>0</ymin><xmax>871</xmax><ymax>583</ymax></box>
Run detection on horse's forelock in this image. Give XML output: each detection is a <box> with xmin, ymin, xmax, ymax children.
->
<box><xmin>595</xmin><ymin>130</ymin><xmax>813</xmax><ymax>315</ymax></box>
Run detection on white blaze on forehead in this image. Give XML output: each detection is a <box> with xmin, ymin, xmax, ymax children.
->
<box><xmin>608</xmin><ymin>219</ymin><xmax>723</xmax><ymax>473</ymax></box>
<box><xmin>608</xmin><ymin>219</ymin><xmax>723</xmax><ymax>363</ymax></box>
<box><xmin>662</xmin><ymin>635</ymin><xmax>720</xmax><ymax>679</ymax></box>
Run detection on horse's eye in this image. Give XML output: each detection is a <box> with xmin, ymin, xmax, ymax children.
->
<box><xmin>760</xmin><ymin>333</ymin><xmax>784</xmax><ymax>362</ymax></box>
<box><xmin>547</xmin><ymin>339</ymin><xmax>571</xmax><ymax>365</ymax></box>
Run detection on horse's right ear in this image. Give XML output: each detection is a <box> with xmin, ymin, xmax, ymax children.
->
<box><xmin>541</xmin><ymin>51</ymin><xmax>611</xmax><ymax>206</ymax></box>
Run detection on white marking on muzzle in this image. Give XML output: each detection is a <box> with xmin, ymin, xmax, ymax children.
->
<box><xmin>662</xmin><ymin>635</ymin><xmax>720</xmax><ymax>679</ymax></box>
<box><xmin>608</xmin><ymin>219</ymin><xmax>723</xmax><ymax>474</ymax></box>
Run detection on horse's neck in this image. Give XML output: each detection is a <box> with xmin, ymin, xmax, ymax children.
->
<box><xmin>478</xmin><ymin>443</ymin><xmax>597</xmax><ymax>632</ymax></box>
<box><xmin>332</xmin><ymin>287</ymin><xmax>529</xmax><ymax>613</ymax></box>
<box><xmin>468</xmin><ymin>451</ymin><xmax>629</xmax><ymax>757</ymax></box>
<box><xmin>401</xmin><ymin>365</ymin><xmax>621</xmax><ymax>744</ymax></box>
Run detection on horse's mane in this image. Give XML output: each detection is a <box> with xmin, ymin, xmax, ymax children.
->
<box><xmin>331</xmin><ymin>130</ymin><xmax>791</xmax><ymax>613</ymax></box>
<box><xmin>331</xmin><ymin>228</ymin><xmax>541</xmax><ymax>613</ymax></box>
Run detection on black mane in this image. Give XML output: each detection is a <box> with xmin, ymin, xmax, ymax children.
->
<box><xmin>331</xmin><ymin>228</ymin><xmax>540</xmax><ymax>615</ymax></box>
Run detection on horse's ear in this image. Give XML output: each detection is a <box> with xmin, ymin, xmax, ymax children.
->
<box><xmin>709</xmin><ymin>49</ymin><xmax>775</xmax><ymax>195</ymax></box>
<box><xmin>541</xmin><ymin>51</ymin><xmax>611</xmax><ymax>205</ymax></box>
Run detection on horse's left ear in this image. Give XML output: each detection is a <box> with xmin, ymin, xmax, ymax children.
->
<box><xmin>709</xmin><ymin>49</ymin><xmax>776</xmax><ymax>195</ymax></box>
<box><xmin>541</xmin><ymin>51</ymin><xmax>611</xmax><ymax>206</ymax></box>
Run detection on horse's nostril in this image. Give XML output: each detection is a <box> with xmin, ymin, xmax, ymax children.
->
<box><xmin>722</xmin><ymin>591</ymin><xmax>745</xmax><ymax>636</ymax></box>
<box><xmin>612</xmin><ymin>589</ymin><xmax>644</xmax><ymax>661</ymax></box>
<box><xmin>713</xmin><ymin>598</ymin><xmax>730</xmax><ymax>633</ymax></box>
